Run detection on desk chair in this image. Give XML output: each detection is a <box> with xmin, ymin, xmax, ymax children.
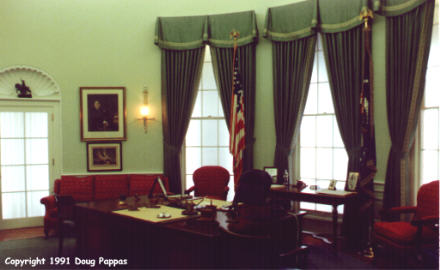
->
<box><xmin>55</xmin><ymin>195</ymin><xmax>76</xmax><ymax>256</ymax></box>
<box><xmin>224</xmin><ymin>212</ymin><xmax>309</xmax><ymax>268</ymax></box>
<box><xmin>372</xmin><ymin>180</ymin><xmax>439</xmax><ymax>266</ymax></box>
<box><xmin>185</xmin><ymin>166</ymin><xmax>230</xmax><ymax>200</ymax></box>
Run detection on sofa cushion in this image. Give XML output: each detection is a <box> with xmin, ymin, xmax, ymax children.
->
<box><xmin>94</xmin><ymin>175</ymin><xmax>129</xmax><ymax>200</ymax></box>
<box><xmin>129</xmin><ymin>174</ymin><xmax>169</xmax><ymax>196</ymax></box>
<box><xmin>57</xmin><ymin>176</ymin><xmax>94</xmax><ymax>202</ymax></box>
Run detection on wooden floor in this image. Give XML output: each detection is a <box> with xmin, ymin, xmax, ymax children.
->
<box><xmin>0</xmin><ymin>226</ymin><xmax>45</xmax><ymax>241</ymax></box>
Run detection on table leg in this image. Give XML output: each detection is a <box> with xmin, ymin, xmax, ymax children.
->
<box><xmin>332</xmin><ymin>204</ymin><xmax>338</xmax><ymax>251</ymax></box>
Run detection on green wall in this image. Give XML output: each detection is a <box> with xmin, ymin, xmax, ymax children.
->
<box><xmin>0</xmin><ymin>0</ymin><xmax>390</xmax><ymax>187</ymax></box>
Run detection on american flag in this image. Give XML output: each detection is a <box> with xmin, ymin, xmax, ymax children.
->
<box><xmin>229</xmin><ymin>46</ymin><xmax>245</xmax><ymax>185</ymax></box>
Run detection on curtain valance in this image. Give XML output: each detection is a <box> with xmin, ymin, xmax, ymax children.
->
<box><xmin>264</xmin><ymin>1</ymin><xmax>318</xmax><ymax>41</ymax></box>
<box><xmin>319</xmin><ymin>0</ymin><xmax>369</xmax><ymax>33</ymax></box>
<box><xmin>155</xmin><ymin>11</ymin><xmax>258</xmax><ymax>50</ymax></box>
<box><xmin>264</xmin><ymin>0</ymin><xmax>372</xmax><ymax>39</ymax></box>
<box><xmin>375</xmin><ymin>0</ymin><xmax>430</xmax><ymax>16</ymax></box>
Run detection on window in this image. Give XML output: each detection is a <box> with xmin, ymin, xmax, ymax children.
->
<box><xmin>299</xmin><ymin>35</ymin><xmax>348</xmax><ymax>213</ymax></box>
<box><xmin>0</xmin><ymin>112</ymin><xmax>50</xmax><ymax>220</ymax></box>
<box><xmin>420</xmin><ymin>3</ymin><xmax>440</xmax><ymax>185</ymax></box>
<box><xmin>184</xmin><ymin>47</ymin><xmax>234</xmax><ymax>200</ymax></box>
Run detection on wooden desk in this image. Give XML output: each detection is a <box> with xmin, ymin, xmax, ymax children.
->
<box><xmin>270</xmin><ymin>186</ymin><xmax>357</xmax><ymax>250</ymax></box>
<box><xmin>74</xmin><ymin>196</ymin><xmax>305</xmax><ymax>268</ymax></box>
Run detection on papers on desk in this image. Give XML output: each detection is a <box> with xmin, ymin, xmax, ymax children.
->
<box><xmin>317</xmin><ymin>189</ymin><xmax>356</xmax><ymax>197</ymax></box>
<box><xmin>270</xmin><ymin>184</ymin><xmax>285</xmax><ymax>189</ymax></box>
<box><xmin>196</xmin><ymin>199</ymin><xmax>232</xmax><ymax>210</ymax></box>
<box><xmin>114</xmin><ymin>205</ymin><xmax>195</xmax><ymax>223</ymax></box>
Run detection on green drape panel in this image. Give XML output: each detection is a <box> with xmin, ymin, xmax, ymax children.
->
<box><xmin>383</xmin><ymin>0</ymin><xmax>434</xmax><ymax>211</ymax></box>
<box><xmin>264</xmin><ymin>1</ymin><xmax>317</xmax><ymax>42</ymax></box>
<box><xmin>272</xmin><ymin>36</ymin><xmax>316</xmax><ymax>183</ymax></box>
<box><xmin>210</xmin><ymin>44</ymin><xmax>257</xmax><ymax>172</ymax></box>
<box><xmin>321</xmin><ymin>25</ymin><xmax>364</xmax><ymax>249</ymax></box>
<box><xmin>376</xmin><ymin>0</ymin><xmax>429</xmax><ymax>16</ymax></box>
<box><xmin>321</xmin><ymin>27</ymin><xmax>363</xmax><ymax>174</ymax></box>
<box><xmin>162</xmin><ymin>47</ymin><xmax>205</xmax><ymax>193</ymax></box>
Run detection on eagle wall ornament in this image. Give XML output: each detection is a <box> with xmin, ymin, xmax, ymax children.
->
<box><xmin>15</xmin><ymin>79</ymin><xmax>32</xmax><ymax>98</ymax></box>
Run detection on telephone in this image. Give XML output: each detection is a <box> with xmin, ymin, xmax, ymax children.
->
<box><xmin>293</xmin><ymin>180</ymin><xmax>307</xmax><ymax>190</ymax></box>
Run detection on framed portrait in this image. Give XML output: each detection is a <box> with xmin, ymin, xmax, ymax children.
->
<box><xmin>347</xmin><ymin>172</ymin><xmax>359</xmax><ymax>191</ymax></box>
<box><xmin>80</xmin><ymin>87</ymin><xmax>126</xmax><ymax>141</ymax></box>
<box><xmin>263</xmin><ymin>167</ymin><xmax>278</xmax><ymax>184</ymax></box>
<box><xmin>87</xmin><ymin>142</ymin><xmax>122</xmax><ymax>172</ymax></box>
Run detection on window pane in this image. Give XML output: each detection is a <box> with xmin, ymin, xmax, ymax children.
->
<box><xmin>219</xmin><ymin>121</ymin><xmax>229</xmax><ymax>147</ymax></box>
<box><xmin>316</xmin><ymin>204</ymin><xmax>332</xmax><ymax>212</ymax></box>
<box><xmin>425</xmin><ymin>67</ymin><xmax>440</xmax><ymax>107</ymax></box>
<box><xmin>202</xmin><ymin>147</ymin><xmax>218</xmax><ymax>165</ymax></box>
<box><xmin>317</xmin><ymin>51</ymin><xmax>328</xmax><ymax>82</ymax></box>
<box><xmin>304</xmin><ymin>84</ymin><xmax>317</xmax><ymax>114</ymax></box>
<box><xmin>333</xmin><ymin>118</ymin><xmax>344</xmax><ymax>147</ymax></box>
<box><xmin>1</xmin><ymin>139</ymin><xmax>24</xmax><ymax>165</ymax></box>
<box><xmin>1</xmin><ymin>165</ymin><xmax>25</xmax><ymax>192</ymax></box>
<box><xmin>25</xmin><ymin>112</ymin><xmax>48</xmax><ymax>138</ymax></box>
<box><xmin>26</xmin><ymin>139</ymin><xmax>48</xmax><ymax>164</ymax></box>
<box><xmin>317</xmin><ymin>83</ymin><xmax>334</xmax><ymax>114</ymax></box>
<box><xmin>316</xmin><ymin>116</ymin><xmax>333</xmax><ymax>147</ymax></box>
<box><xmin>26</xmin><ymin>165</ymin><xmax>49</xmax><ymax>191</ymax></box>
<box><xmin>27</xmin><ymin>191</ymin><xmax>48</xmax><ymax>217</ymax></box>
<box><xmin>202</xmin><ymin>91</ymin><xmax>220</xmax><ymax>117</ymax></box>
<box><xmin>219</xmin><ymin>147</ymin><xmax>233</xmax><ymax>174</ymax></box>
<box><xmin>334</xmin><ymin>149</ymin><xmax>348</xmax><ymax>180</ymax></box>
<box><xmin>202</xmin><ymin>120</ymin><xmax>218</xmax><ymax>146</ymax></box>
<box><xmin>0</xmin><ymin>112</ymin><xmax>24</xmax><ymax>138</ymax></box>
<box><xmin>311</xmin><ymin>58</ymin><xmax>318</xmax><ymax>83</ymax></box>
<box><xmin>186</xmin><ymin>175</ymin><xmax>194</xmax><ymax>190</ymax></box>
<box><xmin>300</xmin><ymin>116</ymin><xmax>316</xmax><ymax>147</ymax></box>
<box><xmin>421</xmin><ymin>150</ymin><xmax>439</xmax><ymax>183</ymax></box>
<box><xmin>422</xmin><ymin>109</ymin><xmax>439</xmax><ymax>149</ymax></box>
<box><xmin>185</xmin><ymin>147</ymin><xmax>201</xmax><ymax>174</ymax></box>
<box><xmin>316</xmin><ymin>149</ymin><xmax>332</xmax><ymax>179</ymax></box>
<box><xmin>300</xmin><ymin>148</ymin><xmax>315</xmax><ymax>179</ymax></box>
<box><xmin>300</xmin><ymin>202</ymin><xmax>316</xmax><ymax>211</ymax></box>
<box><xmin>186</xmin><ymin>120</ymin><xmax>201</xmax><ymax>147</ymax></box>
<box><xmin>201</xmin><ymin>63</ymin><xmax>217</xmax><ymax>90</ymax></box>
<box><xmin>427</xmin><ymin>24</ymin><xmax>439</xmax><ymax>68</ymax></box>
<box><xmin>192</xmin><ymin>92</ymin><xmax>202</xmax><ymax>117</ymax></box>
<box><xmin>2</xmin><ymin>192</ymin><xmax>26</xmax><ymax>219</ymax></box>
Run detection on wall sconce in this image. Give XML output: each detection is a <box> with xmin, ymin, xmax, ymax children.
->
<box><xmin>138</xmin><ymin>88</ymin><xmax>155</xmax><ymax>133</ymax></box>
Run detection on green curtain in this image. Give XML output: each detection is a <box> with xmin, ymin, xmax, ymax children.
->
<box><xmin>321</xmin><ymin>27</ymin><xmax>363</xmax><ymax>174</ymax></box>
<box><xmin>319</xmin><ymin>0</ymin><xmax>372</xmax><ymax>251</ymax></box>
<box><xmin>272</xmin><ymin>38</ymin><xmax>316</xmax><ymax>183</ymax></box>
<box><xmin>380</xmin><ymin>0</ymin><xmax>435</xmax><ymax>212</ymax></box>
<box><xmin>210</xmin><ymin>44</ymin><xmax>257</xmax><ymax>174</ymax></box>
<box><xmin>155</xmin><ymin>12</ymin><xmax>257</xmax><ymax>191</ymax></box>
<box><xmin>161</xmin><ymin>47</ymin><xmax>205</xmax><ymax>193</ymax></box>
<box><xmin>264</xmin><ymin>1</ymin><xmax>317</xmax><ymax>182</ymax></box>
<box><xmin>208</xmin><ymin>11</ymin><xmax>258</xmax><ymax>175</ymax></box>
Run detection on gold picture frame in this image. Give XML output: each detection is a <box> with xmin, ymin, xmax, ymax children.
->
<box><xmin>80</xmin><ymin>87</ymin><xmax>126</xmax><ymax>141</ymax></box>
<box><xmin>87</xmin><ymin>142</ymin><xmax>122</xmax><ymax>172</ymax></box>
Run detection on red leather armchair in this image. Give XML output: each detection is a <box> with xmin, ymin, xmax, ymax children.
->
<box><xmin>373</xmin><ymin>180</ymin><xmax>439</xmax><ymax>264</ymax></box>
<box><xmin>185</xmin><ymin>166</ymin><xmax>230</xmax><ymax>200</ymax></box>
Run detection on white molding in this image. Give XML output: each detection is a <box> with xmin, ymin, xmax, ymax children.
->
<box><xmin>0</xmin><ymin>65</ymin><xmax>60</xmax><ymax>99</ymax></box>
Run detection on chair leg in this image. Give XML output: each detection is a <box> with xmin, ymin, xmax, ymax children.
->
<box><xmin>44</xmin><ymin>228</ymin><xmax>49</xmax><ymax>239</ymax></box>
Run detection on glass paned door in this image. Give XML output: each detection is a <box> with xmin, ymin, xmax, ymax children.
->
<box><xmin>0</xmin><ymin>111</ymin><xmax>50</xmax><ymax>227</ymax></box>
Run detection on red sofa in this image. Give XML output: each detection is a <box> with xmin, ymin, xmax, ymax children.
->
<box><xmin>40</xmin><ymin>174</ymin><xmax>169</xmax><ymax>238</ymax></box>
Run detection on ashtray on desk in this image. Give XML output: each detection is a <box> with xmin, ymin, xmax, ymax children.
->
<box><xmin>157</xmin><ymin>212</ymin><xmax>171</xmax><ymax>219</ymax></box>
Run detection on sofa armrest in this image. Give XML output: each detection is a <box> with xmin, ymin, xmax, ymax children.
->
<box><xmin>380</xmin><ymin>206</ymin><xmax>417</xmax><ymax>220</ymax></box>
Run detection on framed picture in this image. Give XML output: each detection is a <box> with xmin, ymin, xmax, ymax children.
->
<box><xmin>80</xmin><ymin>87</ymin><xmax>126</xmax><ymax>141</ymax></box>
<box><xmin>347</xmin><ymin>172</ymin><xmax>359</xmax><ymax>191</ymax></box>
<box><xmin>328</xmin><ymin>180</ymin><xmax>337</xmax><ymax>190</ymax></box>
<box><xmin>87</xmin><ymin>142</ymin><xmax>122</xmax><ymax>172</ymax></box>
<box><xmin>263</xmin><ymin>167</ymin><xmax>278</xmax><ymax>184</ymax></box>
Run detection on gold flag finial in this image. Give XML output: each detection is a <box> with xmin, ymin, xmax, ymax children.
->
<box><xmin>360</xmin><ymin>8</ymin><xmax>374</xmax><ymax>29</ymax></box>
